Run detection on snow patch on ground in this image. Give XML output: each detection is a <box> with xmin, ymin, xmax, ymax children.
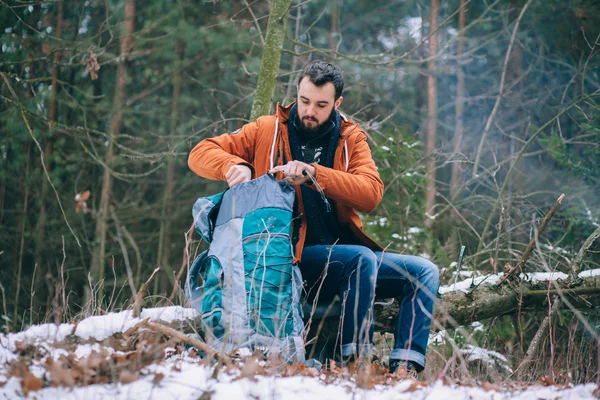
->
<box><xmin>0</xmin><ymin>365</ymin><xmax>596</xmax><ymax>399</ymax></box>
<box><xmin>0</xmin><ymin>307</ymin><xmax>598</xmax><ymax>399</ymax></box>
<box><xmin>462</xmin><ymin>344</ymin><xmax>513</xmax><ymax>372</ymax></box>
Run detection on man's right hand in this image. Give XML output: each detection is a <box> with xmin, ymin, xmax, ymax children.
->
<box><xmin>225</xmin><ymin>164</ymin><xmax>252</xmax><ymax>187</ymax></box>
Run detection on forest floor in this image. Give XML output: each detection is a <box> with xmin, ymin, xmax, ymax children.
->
<box><xmin>0</xmin><ymin>306</ymin><xmax>597</xmax><ymax>399</ymax></box>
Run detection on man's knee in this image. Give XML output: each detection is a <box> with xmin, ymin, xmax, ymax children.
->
<box><xmin>418</xmin><ymin>258</ymin><xmax>439</xmax><ymax>289</ymax></box>
<box><xmin>348</xmin><ymin>247</ymin><xmax>378</xmax><ymax>276</ymax></box>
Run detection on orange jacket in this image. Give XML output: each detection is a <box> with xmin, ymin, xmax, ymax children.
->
<box><xmin>188</xmin><ymin>103</ymin><xmax>384</xmax><ymax>263</ymax></box>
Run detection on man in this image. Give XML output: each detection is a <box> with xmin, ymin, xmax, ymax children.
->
<box><xmin>188</xmin><ymin>61</ymin><xmax>439</xmax><ymax>374</ymax></box>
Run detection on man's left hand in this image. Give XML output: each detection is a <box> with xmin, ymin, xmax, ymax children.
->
<box><xmin>270</xmin><ymin>161</ymin><xmax>316</xmax><ymax>186</ymax></box>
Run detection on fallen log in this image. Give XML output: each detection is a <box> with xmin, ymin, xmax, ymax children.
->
<box><xmin>375</xmin><ymin>274</ymin><xmax>600</xmax><ymax>332</ymax></box>
<box><xmin>166</xmin><ymin>274</ymin><xmax>600</xmax><ymax>337</ymax></box>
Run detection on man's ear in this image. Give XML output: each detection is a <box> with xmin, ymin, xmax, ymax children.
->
<box><xmin>334</xmin><ymin>96</ymin><xmax>343</xmax><ymax>110</ymax></box>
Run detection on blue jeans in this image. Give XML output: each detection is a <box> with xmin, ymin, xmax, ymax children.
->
<box><xmin>299</xmin><ymin>245</ymin><xmax>439</xmax><ymax>370</ymax></box>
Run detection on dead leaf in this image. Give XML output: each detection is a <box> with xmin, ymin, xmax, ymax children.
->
<box><xmin>46</xmin><ymin>358</ymin><xmax>76</xmax><ymax>387</ymax></box>
<box><xmin>74</xmin><ymin>190</ymin><xmax>90</xmax><ymax>213</ymax></box>
<box><xmin>82</xmin><ymin>52</ymin><xmax>100</xmax><ymax>80</ymax></box>
<box><xmin>539</xmin><ymin>376</ymin><xmax>555</xmax><ymax>386</ymax></box>
<box><xmin>481</xmin><ymin>381</ymin><xmax>499</xmax><ymax>391</ymax></box>
<box><xmin>119</xmin><ymin>370</ymin><xmax>139</xmax><ymax>384</ymax></box>
<box><xmin>240</xmin><ymin>357</ymin><xmax>260</xmax><ymax>380</ymax></box>
<box><xmin>21</xmin><ymin>372</ymin><xmax>43</xmax><ymax>395</ymax></box>
<box><xmin>12</xmin><ymin>361</ymin><xmax>43</xmax><ymax>395</ymax></box>
<box><xmin>152</xmin><ymin>373</ymin><xmax>164</xmax><ymax>386</ymax></box>
<box><xmin>42</xmin><ymin>43</ymin><xmax>52</xmax><ymax>55</ymax></box>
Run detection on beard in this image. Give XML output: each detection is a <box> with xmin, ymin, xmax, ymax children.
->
<box><xmin>298</xmin><ymin>108</ymin><xmax>336</xmax><ymax>133</ymax></box>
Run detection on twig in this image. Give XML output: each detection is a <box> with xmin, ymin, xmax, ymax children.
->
<box><xmin>242</xmin><ymin>0</ymin><xmax>265</xmax><ymax>46</ymax></box>
<box><xmin>567</xmin><ymin>226</ymin><xmax>600</xmax><ymax>284</ymax></box>
<box><xmin>109</xmin><ymin>206</ymin><xmax>138</xmax><ymax>300</ymax></box>
<box><xmin>498</xmin><ymin>194</ymin><xmax>565</xmax><ymax>285</ymax></box>
<box><xmin>475</xmin><ymin>91</ymin><xmax>594</xmax><ymax>260</ymax></box>
<box><xmin>133</xmin><ymin>267</ymin><xmax>160</xmax><ymax>318</ymax></box>
<box><xmin>123</xmin><ymin>317</ymin><xmax>150</xmax><ymax>336</ymax></box>
<box><xmin>146</xmin><ymin>321</ymin><xmax>225</xmax><ymax>361</ymax></box>
<box><xmin>0</xmin><ymin>280</ymin><xmax>8</xmax><ymax>333</ymax></box>
<box><xmin>168</xmin><ymin>221</ymin><xmax>196</xmax><ymax>302</ymax></box>
<box><xmin>514</xmin><ymin>296</ymin><xmax>561</xmax><ymax>380</ymax></box>
<box><xmin>523</xmin><ymin>287</ymin><xmax>600</xmax><ymax>297</ymax></box>
<box><xmin>492</xmin><ymin>206</ymin><xmax>507</xmax><ymax>274</ymax></box>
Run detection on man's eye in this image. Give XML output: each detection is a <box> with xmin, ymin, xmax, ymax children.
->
<box><xmin>318</xmin><ymin>105</ymin><xmax>326</xmax><ymax>108</ymax></box>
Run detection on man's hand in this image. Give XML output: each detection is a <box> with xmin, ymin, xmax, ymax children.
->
<box><xmin>270</xmin><ymin>161</ymin><xmax>316</xmax><ymax>186</ymax></box>
<box><xmin>225</xmin><ymin>164</ymin><xmax>252</xmax><ymax>187</ymax></box>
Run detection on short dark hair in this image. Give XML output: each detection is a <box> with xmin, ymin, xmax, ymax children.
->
<box><xmin>298</xmin><ymin>61</ymin><xmax>344</xmax><ymax>99</ymax></box>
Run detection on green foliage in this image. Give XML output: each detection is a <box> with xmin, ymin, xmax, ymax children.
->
<box><xmin>362</xmin><ymin>128</ymin><xmax>429</xmax><ymax>254</ymax></box>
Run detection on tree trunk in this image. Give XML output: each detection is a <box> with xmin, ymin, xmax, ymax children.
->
<box><xmin>506</xmin><ymin>0</ymin><xmax>525</xmax><ymax>251</ymax></box>
<box><xmin>35</xmin><ymin>0</ymin><xmax>64</xmax><ymax>271</ymax></box>
<box><xmin>424</xmin><ymin>0</ymin><xmax>439</xmax><ymax>238</ymax></box>
<box><xmin>446</xmin><ymin>0</ymin><xmax>467</xmax><ymax>259</ymax></box>
<box><xmin>329</xmin><ymin>0</ymin><xmax>340</xmax><ymax>52</ymax></box>
<box><xmin>249</xmin><ymin>0</ymin><xmax>293</xmax><ymax>121</ymax></box>
<box><xmin>155</xmin><ymin>39</ymin><xmax>185</xmax><ymax>295</ymax></box>
<box><xmin>14</xmin><ymin>143</ymin><xmax>32</xmax><ymax>326</ymax></box>
<box><xmin>88</xmin><ymin>0</ymin><xmax>136</xmax><ymax>311</ymax></box>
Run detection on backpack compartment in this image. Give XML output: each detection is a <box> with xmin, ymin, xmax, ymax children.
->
<box><xmin>242</xmin><ymin>207</ymin><xmax>295</xmax><ymax>337</ymax></box>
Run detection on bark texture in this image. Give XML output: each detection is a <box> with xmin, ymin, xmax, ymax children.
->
<box><xmin>424</xmin><ymin>0</ymin><xmax>439</xmax><ymax>231</ymax></box>
<box><xmin>89</xmin><ymin>0</ymin><xmax>136</xmax><ymax>308</ymax></box>
<box><xmin>249</xmin><ymin>0</ymin><xmax>293</xmax><ymax>121</ymax></box>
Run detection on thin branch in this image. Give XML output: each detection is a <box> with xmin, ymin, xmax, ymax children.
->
<box><xmin>475</xmin><ymin>93</ymin><xmax>594</xmax><ymax>258</ymax></box>
<box><xmin>133</xmin><ymin>267</ymin><xmax>160</xmax><ymax>318</ymax></box>
<box><xmin>146</xmin><ymin>320</ymin><xmax>226</xmax><ymax>361</ymax></box>
<box><xmin>515</xmin><ymin>295</ymin><xmax>561</xmax><ymax>380</ymax></box>
<box><xmin>473</xmin><ymin>0</ymin><xmax>534</xmax><ymax>177</ymax></box>
<box><xmin>499</xmin><ymin>193</ymin><xmax>565</xmax><ymax>285</ymax></box>
<box><xmin>568</xmin><ymin>226</ymin><xmax>600</xmax><ymax>283</ymax></box>
<box><xmin>0</xmin><ymin>72</ymin><xmax>81</xmax><ymax>247</ymax></box>
<box><xmin>242</xmin><ymin>0</ymin><xmax>265</xmax><ymax>46</ymax></box>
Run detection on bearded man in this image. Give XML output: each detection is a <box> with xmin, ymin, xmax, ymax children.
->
<box><xmin>188</xmin><ymin>61</ymin><xmax>439</xmax><ymax>374</ymax></box>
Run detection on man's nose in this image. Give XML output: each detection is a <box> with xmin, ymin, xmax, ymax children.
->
<box><xmin>306</xmin><ymin>105</ymin><xmax>315</xmax><ymax>116</ymax></box>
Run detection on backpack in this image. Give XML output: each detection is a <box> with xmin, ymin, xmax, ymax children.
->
<box><xmin>185</xmin><ymin>174</ymin><xmax>305</xmax><ymax>362</ymax></box>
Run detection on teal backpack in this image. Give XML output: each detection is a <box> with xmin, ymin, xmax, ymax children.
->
<box><xmin>185</xmin><ymin>174</ymin><xmax>305</xmax><ymax>362</ymax></box>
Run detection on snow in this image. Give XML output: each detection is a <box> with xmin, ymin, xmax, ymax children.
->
<box><xmin>461</xmin><ymin>344</ymin><xmax>513</xmax><ymax>372</ymax></box>
<box><xmin>0</xmin><ymin>323</ymin><xmax>75</xmax><ymax>354</ymax></box>
<box><xmin>471</xmin><ymin>321</ymin><xmax>485</xmax><ymax>332</ymax></box>
<box><xmin>585</xmin><ymin>208</ymin><xmax>600</xmax><ymax>227</ymax></box>
<box><xmin>579</xmin><ymin>268</ymin><xmax>600</xmax><ymax>278</ymax></box>
<box><xmin>0</xmin><ymin>364</ymin><xmax>596</xmax><ymax>399</ymax></box>
<box><xmin>439</xmin><ymin>274</ymin><xmax>502</xmax><ymax>294</ymax></box>
<box><xmin>140</xmin><ymin>306</ymin><xmax>200</xmax><ymax>322</ymax></box>
<box><xmin>0</xmin><ymin>307</ymin><xmax>598</xmax><ymax>399</ymax></box>
<box><xmin>542</xmin><ymin>244</ymin><xmax>571</xmax><ymax>255</ymax></box>
<box><xmin>75</xmin><ymin>310</ymin><xmax>138</xmax><ymax>340</ymax></box>
<box><xmin>439</xmin><ymin>269</ymin><xmax>600</xmax><ymax>294</ymax></box>
<box><xmin>74</xmin><ymin>307</ymin><xmax>201</xmax><ymax>341</ymax></box>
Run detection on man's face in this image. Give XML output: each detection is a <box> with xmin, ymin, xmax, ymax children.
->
<box><xmin>297</xmin><ymin>76</ymin><xmax>343</xmax><ymax>132</ymax></box>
